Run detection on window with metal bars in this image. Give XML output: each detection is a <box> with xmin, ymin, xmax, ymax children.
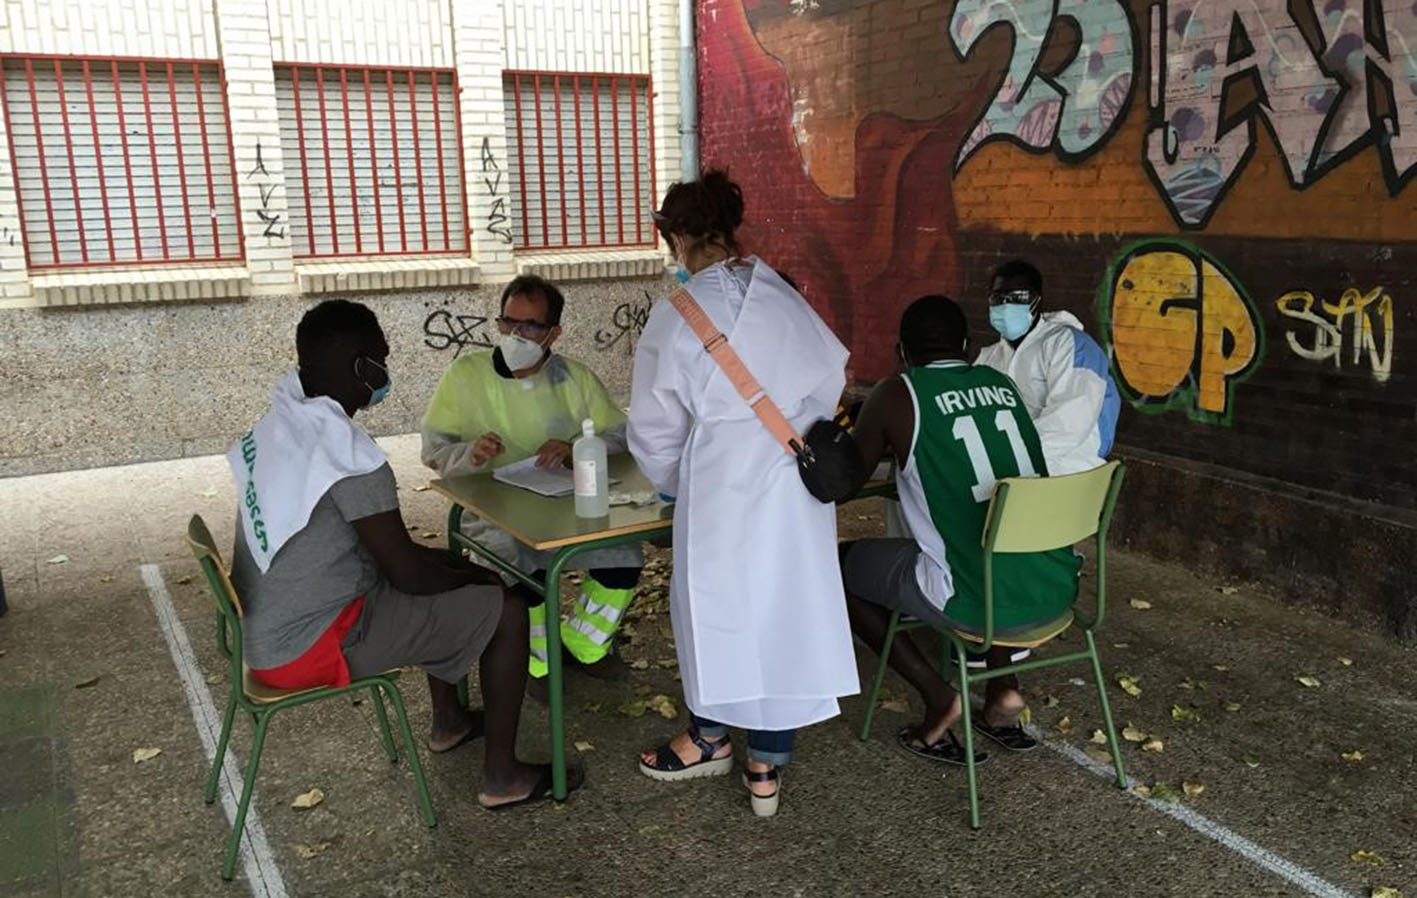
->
<box><xmin>503</xmin><ymin>71</ymin><xmax>655</xmax><ymax>251</ymax></box>
<box><xmin>1</xmin><ymin>54</ymin><xmax>242</xmax><ymax>270</ymax></box>
<box><xmin>275</xmin><ymin>64</ymin><xmax>467</xmax><ymax>259</ymax></box>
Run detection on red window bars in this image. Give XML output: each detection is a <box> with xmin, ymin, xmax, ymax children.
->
<box><xmin>503</xmin><ymin>71</ymin><xmax>656</xmax><ymax>251</ymax></box>
<box><xmin>276</xmin><ymin>63</ymin><xmax>467</xmax><ymax>259</ymax></box>
<box><xmin>0</xmin><ymin>54</ymin><xmax>243</xmax><ymax>270</ymax></box>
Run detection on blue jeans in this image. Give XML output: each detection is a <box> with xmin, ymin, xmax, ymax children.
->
<box><xmin>690</xmin><ymin>713</ymin><xmax>795</xmax><ymax>766</ymax></box>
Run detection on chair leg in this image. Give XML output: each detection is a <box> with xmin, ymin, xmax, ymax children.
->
<box><xmin>1085</xmin><ymin>631</ymin><xmax>1128</xmax><ymax>789</ymax></box>
<box><xmin>371</xmin><ymin>685</ymin><xmax>398</xmax><ymax>763</ymax></box>
<box><xmin>859</xmin><ymin>611</ymin><xmax>903</xmax><ymax>741</ymax></box>
<box><xmin>379</xmin><ymin>681</ymin><xmax>437</xmax><ymax>829</ymax></box>
<box><xmin>205</xmin><ymin>689</ymin><xmax>238</xmax><ymax>805</ymax></box>
<box><xmin>953</xmin><ymin>637</ymin><xmax>982</xmax><ymax>831</ymax></box>
<box><xmin>223</xmin><ymin>711</ymin><xmax>271</xmax><ymax>881</ymax></box>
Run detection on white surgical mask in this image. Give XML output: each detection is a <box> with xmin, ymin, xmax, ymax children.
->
<box><xmin>500</xmin><ymin>333</ymin><xmax>547</xmax><ymax>371</ymax></box>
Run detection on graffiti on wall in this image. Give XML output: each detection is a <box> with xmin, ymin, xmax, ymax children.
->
<box><xmin>1276</xmin><ymin>286</ymin><xmax>1395</xmax><ymax>381</ymax></box>
<box><xmin>951</xmin><ymin>0</ymin><xmax>1135</xmax><ymax>167</ymax></box>
<box><xmin>753</xmin><ymin>0</ymin><xmax>1417</xmax><ymax>233</ymax></box>
<box><xmin>423</xmin><ymin>299</ymin><xmax>493</xmax><ymax>356</ymax></box>
<box><xmin>1097</xmin><ymin>241</ymin><xmax>1263</xmax><ymax>423</ymax></box>
<box><xmin>1142</xmin><ymin>0</ymin><xmax>1417</xmax><ymax>228</ymax></box>
<box><xmin>594</xmin><ymin>293</ymin><xmax>652</xmax><ymax>354</ymax></box>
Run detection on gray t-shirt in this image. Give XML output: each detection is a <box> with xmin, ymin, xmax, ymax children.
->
<box><xmin>231</xmin><ymin>464</ymin><xmax>399</xmax><ymax>669</ymax></box>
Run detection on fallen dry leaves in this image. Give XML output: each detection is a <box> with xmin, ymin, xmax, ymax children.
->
<box><xmin>291</xmin><ymin>788</ymin><xmax>325</xmax><ymax>810</ymax></box>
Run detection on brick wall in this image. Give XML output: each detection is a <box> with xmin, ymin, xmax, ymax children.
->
<box><xmin>0</xmin><ymin>0</ymin><xmax>681</xmax><ymax>475</ymax></box>
<box><xmin>699</xmin><ymin>0</ymin><xmax>1417</xmax><ymax>637</ymax></box>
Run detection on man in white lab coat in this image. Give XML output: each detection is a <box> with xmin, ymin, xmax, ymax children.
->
<box><xmin>628</xmin><ymin>171</ymin><xmax>858</xmax><ymax>817</ymax></box>
<box><xmin>974</xmin><ymin>260</ymin><xmax>1120</xmax><ymax>475</ymax></box>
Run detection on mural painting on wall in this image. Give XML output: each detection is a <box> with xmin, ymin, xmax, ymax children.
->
<box><xmin>705</xmin><ymin>0</ymin><xmax>1411</xmax><ymax>386</ymax></box>
<box><xmin>1096</xmin><ymin>241</ymin><xmax>1263</xmax><ymax>424</ymax></box>
<box><xmin>944</xmin><ymin>0</ymin><xmax>1416</xmax><ymax>228</ymax></box>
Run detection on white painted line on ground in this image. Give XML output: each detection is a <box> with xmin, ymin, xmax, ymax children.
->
<box><xmin>1033</xmin><ymin>729</ymin><xmax>1356</xmax><ymax>898</ymax></box>
<box><xmin>141</xmin><ymin>564</ymin><xmax>290</xmax><ymax>898</ymax></box>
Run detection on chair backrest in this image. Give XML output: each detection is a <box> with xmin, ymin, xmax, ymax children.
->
<box><xmin>186</xmin><ymin>514</ymin><xmax>244</xmax><ymax>620</ymax></box>
<box><xmin>984</xmin><ymin>461</ymin><xmax>1123</xmax><ymax>553</ymax></box>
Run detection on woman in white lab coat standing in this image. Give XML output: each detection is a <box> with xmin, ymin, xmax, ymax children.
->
<box><xmin>628</xmin><ymin>171</ymin><xmax>859</xmax><ymax>817</ymax></box>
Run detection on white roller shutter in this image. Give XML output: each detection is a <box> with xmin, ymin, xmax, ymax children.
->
<box><xmin>275</xmin><ymin>65</ymin><xmax>467</xmax><ymax>258</ymax></box>
<box><xmin>503</xmin><ymin>72</ymin><xmax>655</xmax><ymax>251</ymax></box>
<box><xmin>2</xmin><ymin>56</ymin><xmax>241</xmax><ymax>269</ymax></box>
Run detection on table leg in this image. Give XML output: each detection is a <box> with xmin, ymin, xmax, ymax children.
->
<box><xmin>545</xmin><ymin>548</ymin><xmax>572</xmax><ymax>800</ymax></box>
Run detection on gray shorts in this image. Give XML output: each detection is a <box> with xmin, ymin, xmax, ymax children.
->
<box><xmin>842</xmin><ymin>539</ymin><xmax>1031</xmax><ymax>665</ymax></box>
<box><xmin>842</xmin><ymin>539</ymin><xmax>964</xmax><ymax>630</ymax></box>
<box><xmin>342</xmin><ymin>579</ymin><xmax>504</xmax><ymax>684</ymax></box>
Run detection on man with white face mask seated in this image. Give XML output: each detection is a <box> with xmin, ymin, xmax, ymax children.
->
<box><xmin>421</xmin><ymin>275</ymin><xmax>643</xmax><ymax>697</ymax></box>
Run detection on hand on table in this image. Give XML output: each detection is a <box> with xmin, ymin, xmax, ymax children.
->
<box><xmin>470</xmin><ymin>433</ymin><xmax>505</xmax><ymax>468</ymax></box>
<box><xmin>535</xmin><ymin>439</ymin><xmax>573</xmax><ymax>469</ymax></box>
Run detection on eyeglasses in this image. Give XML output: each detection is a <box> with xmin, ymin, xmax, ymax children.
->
<box><xmin>988</xmin><ymin>288</ymin><xmax>1036</xmax><ymax>306</ymax></box>
<box><xmin>495</xmin><ymin>316</ymin><xmax>553</xmax><ymax>338</ymax></box>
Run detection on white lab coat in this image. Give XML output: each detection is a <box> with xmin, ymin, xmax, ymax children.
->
<box><xmin>629</xmin><ymin>258</ymin><xmax>859</xmax><ymax>731</ymax></box>
<box><xmin>975</xmin><ymin>311</ymin><xmax>1120</xmax><ymax>476</ymax></box>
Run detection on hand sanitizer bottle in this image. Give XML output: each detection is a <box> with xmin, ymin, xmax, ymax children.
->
<box><xmin>573</xmin><ymin>418</ymin><xmax>609</xmax><ymax>518</ymax></box>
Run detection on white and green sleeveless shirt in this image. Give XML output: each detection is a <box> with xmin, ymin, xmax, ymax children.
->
<box><xmin>897</xmin><ymin>361</ymin><xmax>1080</xmax><ymax>632</ymax></box>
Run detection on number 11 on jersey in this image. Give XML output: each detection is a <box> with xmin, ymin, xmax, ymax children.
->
<box><xmin>952</xmin><ymin>410</ymin><xmax>1038</xmax><ymax>502</ymax></box>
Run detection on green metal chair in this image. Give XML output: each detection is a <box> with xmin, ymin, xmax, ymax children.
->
<box><xmin>859</xmin><ymin>462</ymin><xmax>1129</xmax><ymax>829</ymax></box>
<box><xmin>186</xmin><ymin>515</ymin><xmax>436</xmax><ymax>880</ymax></box>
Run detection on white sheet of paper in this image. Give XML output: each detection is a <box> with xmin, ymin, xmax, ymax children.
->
<box><xmin>492</xmin><ymin>456</ymin><xmax>576</xmax><ymax>497</ymax></box>
<box><xmin>492</xmin><ymin>456</ymin><xmax>621</xmax><ymax>498</ymax></box>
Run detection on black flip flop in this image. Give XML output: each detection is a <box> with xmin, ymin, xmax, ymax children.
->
<box><xmin>896</xmin><ymin>727</ymin><xmax>989</xmax><ymax>767</ymax></box>
<box><xmin>972</xmin><ymin>718</ymin><xmax>1039</xmax><ymax>752</ymax></box>
<box><xmin>481</xmin><ymin>765</ymin><xmax>586</xmax><ymax>811</ymax></box>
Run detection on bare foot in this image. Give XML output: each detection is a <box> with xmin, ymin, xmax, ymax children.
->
<box><xmin>477</xmin><ymin>762</ymin><xmax>552</xmax><ymax>808</ymax></box>
<box><xmin>983</xmin><ymin>687</ymin><xmax>1027</xmax><ymax>729</ymax></box>
<box><xmin>639</xmin><ymin>728</ymin><xmax>730</xmax><ymax>770</ymax></box>
<box><xmin>917</xmin><ymin>691</ymin><xmax>964</xmax><ymax>747</ymax></box>
<box><xmin>428</xmin><ymin>706</ymin><xmax>484</xmax><ymax>753</ymax></box>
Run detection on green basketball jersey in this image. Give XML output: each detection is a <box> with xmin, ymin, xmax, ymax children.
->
<box><xmin>897</xmin><ymin>361</ymin><xmax>1081</xmax><ymax>633</ymax></box>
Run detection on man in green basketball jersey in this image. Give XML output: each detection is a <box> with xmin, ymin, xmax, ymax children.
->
<box><xmin>842</xmin><ymin>295</ymin><xmax>1081</xmax><ymax>765</ymax></box>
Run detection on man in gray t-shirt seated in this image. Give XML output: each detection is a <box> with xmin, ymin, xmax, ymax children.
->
<box><xmin>230</xmin><ymin>299</ymin><xmax>580</xmax><ymax>809</ymax></box>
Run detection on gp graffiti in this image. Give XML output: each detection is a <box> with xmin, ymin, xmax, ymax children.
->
<box><xmin>247</xmin><ymin>141</ymin><xmax>284</xmax><ymax>240</ymax></box>
<box><xmin>481</xmin><ymin>138</ymin><xmax>514</xmax><ymax>245</ymax></box>
<box><xmin>1276</xmin><ymin>286</ymin><xmax>1394</xmax><ymax>382</ymax></box>
<box><xmin>1097</xmin><ymin>241</ymin><xmax>1262</xmax><ymax>424</ymax></box>
<box><xmin>952</xmin><ymin>0</ymin><xmax>1417</xmax><ymax>229</ymax></box>
<box><xmin>423</xmin><ymin>302</ymin><xmax>493</xmax><ymax>356</ymax></box>
<box><xmin>593</xmin><ymin>293</ymin><xmax>651</xmax><ymax>353</ymax></box>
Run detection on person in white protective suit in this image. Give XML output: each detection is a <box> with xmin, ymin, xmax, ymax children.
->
<box><xmin>974</xmin><ymin>259</ymin><xmax>1120</xmax><ymax>476</ymax></box>
<box><xmin>628</xmin><ymin>170</ymin><xmax>858</xmax><ymax>818</ymax></box>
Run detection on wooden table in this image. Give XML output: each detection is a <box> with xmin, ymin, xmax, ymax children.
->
<box><xmin>429</xmin><ymin>454</ymin><xmax>673</xmax><ymax>800</ymax></box>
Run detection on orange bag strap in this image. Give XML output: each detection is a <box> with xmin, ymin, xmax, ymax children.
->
<box><xmin>668</xmin><ymin>288</ymin><xmax>802</xmax><ymax>457</ymax></box>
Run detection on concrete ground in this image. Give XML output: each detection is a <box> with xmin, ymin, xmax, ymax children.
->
<box><xmin>0</xmin><ymin>434</ymin><xmax>1412</xmax><ymax>898</ymax></box>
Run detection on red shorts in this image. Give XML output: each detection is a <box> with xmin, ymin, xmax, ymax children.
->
<box><xmin>249</xmin><ymin>597</ymin><xmax>366</xmax><ymax>691</ymax></box>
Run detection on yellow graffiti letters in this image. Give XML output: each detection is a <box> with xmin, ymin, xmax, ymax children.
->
<box><xmin>1275</xmin><ymin>287</ymin><xmax>1394</xmax><ymax>382</ymax></box>
<box><xmin>1104</xmin><ymin>244</ymin><xmax>1261</xmax><ymax>421</ymax></box>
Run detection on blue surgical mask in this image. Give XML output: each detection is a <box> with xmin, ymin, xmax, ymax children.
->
<box><xmin>671</xmin><ymin>263</ymin><xmax>690</xmax><ymax>284</ymax></box>
<box><xmin>989</xmin><ymin>304</ymin><xmax>1035</xmax><ymax>341</ymax></box>
<box><xmin>359</xmin><ymin>358</ymin><xmax>392</xmax><ymax>408</ymax></box>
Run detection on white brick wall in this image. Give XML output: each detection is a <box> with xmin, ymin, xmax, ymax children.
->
<box><xmin>268</xmin><ymin>0</ymin><xmax>454</xmax><ymax>67</ymax></box>
<box><xmin>1</xmin><ymin>0</ymin><xmax>220</xmax><ymax>59</ymax></box>
<box><xmin>0</xmin><ymin>0</ymin><xmax>681</xmax><ymax>306</ymax></box>
<box><xmin>214</xmin><ymin>0</ymin><xmax>297</xmax><ymax>294</ymax></box>
<box><xmin>504</xmin><ymin>0</ymin><xmax>651</xmax><ymax>74</ymax></box>
<box><xmin>453</xmin><ymin>0</ymin><xmax>516</xmax><ymax>279</ymax></box>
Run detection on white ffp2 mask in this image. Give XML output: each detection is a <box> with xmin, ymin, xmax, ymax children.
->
<box><xmin>500</xmin><ymin>333</ymin><xmax>547</xmax><ymax>371</ymax></box>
